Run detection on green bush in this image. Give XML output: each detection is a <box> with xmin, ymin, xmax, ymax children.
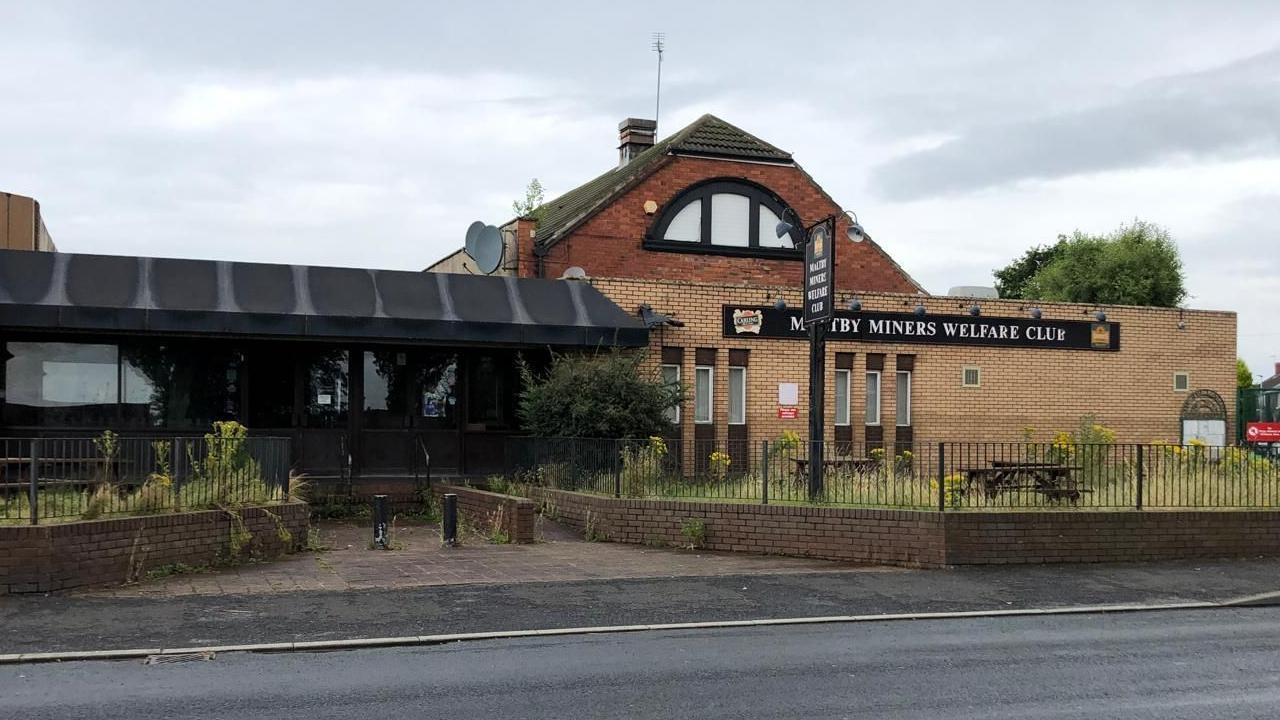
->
<box><xmin>518</xmin><ymin>350</ymin><xmax>679</xmax><ymax>438</ymax></box>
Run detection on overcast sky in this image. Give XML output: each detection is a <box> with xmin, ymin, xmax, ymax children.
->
<box><xmin>2</xmin><ymin>1</ymin><xmax>1278</xmax><ymax>377</ymax></box>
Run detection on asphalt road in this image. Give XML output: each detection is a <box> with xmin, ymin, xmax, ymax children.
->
<box><xmin>5</xmin><ymin>607</ymin><xmax>1280</xmax><ymax>719</ymax></box>
<box><xmin>6</xmin><ymin>558</ymin><xmax>1280</xmax><ymax>654</ymax></box>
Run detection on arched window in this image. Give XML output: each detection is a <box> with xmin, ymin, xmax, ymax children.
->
<box><xmin>646</xmin><ymin>180</ymin><xmax>804</xmax><ymax>256</ymax></box>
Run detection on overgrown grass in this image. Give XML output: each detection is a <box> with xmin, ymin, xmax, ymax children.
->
<box><xmin>519</xmin><ymin>447</ymin><xmax>1280</xmax><ymax>512</ymax></box>
<box><xmin>1</xmin><ymin>424</ymin><xmax>299</xmax><ymax>525</ymax></box>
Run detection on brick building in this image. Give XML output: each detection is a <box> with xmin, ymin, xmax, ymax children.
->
<box><xmin>429</xmin><ymin>114</ymin><xmax>1237</xmax><ymax>454</ymax></box>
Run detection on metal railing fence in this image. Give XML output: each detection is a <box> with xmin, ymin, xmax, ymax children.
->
<box><xmin>503</xmin><ymin>437</ymin><xmax>1280</xmax><ymax>511</ymax></box>
<box><xmin>0</xmin><ymin>435</ymin><xmax>291</xmax><ymax>524</ymax></box>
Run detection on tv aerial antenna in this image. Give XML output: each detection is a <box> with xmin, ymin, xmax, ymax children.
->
<box><xmin>652</xmin><ymin>32</ymin><xmax>665</xmax><ymax>133</ymax></box>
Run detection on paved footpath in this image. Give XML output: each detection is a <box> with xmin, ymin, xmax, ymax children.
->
<box><xmin>4</xmin><ymin>527</ymin><xmax>1280</xmax><ymax>654</ymax></box>
<box><xmin>80</xmin><ymin>519</ymin><xmax>885</xmax><ymax>598</ymax></box>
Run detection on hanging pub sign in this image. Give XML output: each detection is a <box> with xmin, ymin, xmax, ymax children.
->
<box><xmin>724</xmin><ymin>305</ymin><xmax>1120</xmax><ymax>351</ymax></box>
<box><xmin>803</xmin><ymin>219</ymin><xmax>835</xmax><ymax>326</ymax></box>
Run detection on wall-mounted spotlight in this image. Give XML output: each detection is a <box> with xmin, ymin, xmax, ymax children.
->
<box><xmin>774</xmin><ymin>294</ymin><xmax>787</xmax><ymax>311</ymax></box>
<box><xmin>914</xmin><ymin>303</ymin><xmax>927</xmax><ymax>317</ymax></box>
<box><xmin>848</xmin><ymin>296</ymin><xmax>862</xmax><ymax>312</ymax></box>
<box><xmin>1094</xmin><ymin>310</ymin><xmax>1107</xmax><ymax>322</ymax></box>
<box><xmin>1177</xmin><ymin>307</ymin><xmax>1187</xmax><ymax>331</ymax></box>
<box><xmin>1030</xmin><ymin>307</ymin><xmax>1042</xmax><ymax>320</ymax></box>
<box><xmin>843</xmin><ymin>211</ymin><xmax>866</xmax><ymax>243</ymax></box>
<box><xmin>774</xmin><ymin>208</ymin><xmax>869</xmax><ymax>245</ymax></box>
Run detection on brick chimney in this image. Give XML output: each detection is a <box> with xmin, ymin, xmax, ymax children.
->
<box><xmin>618</xmin><ymin>118</ymin><xmax>656</xmax><ymax>166</ymax></box>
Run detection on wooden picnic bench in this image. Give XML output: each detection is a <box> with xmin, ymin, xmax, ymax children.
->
<box><xmin>791</xmin><ymin>457</ymin><xmax>881</xmax><ymax>484</ymax></box>
<box><xmin>0</xmin><ymin>456</ymin><xmax>137</xmax><ymax>491</ymax></box>
<box><xmin>959</xmin><ymin>461</ymin><xmax>1085</xmax><ymax>501</ymax></box>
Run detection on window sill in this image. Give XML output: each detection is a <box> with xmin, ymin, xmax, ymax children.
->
<box><xmin>642</xmin><ymin>239</ymin><xmax>803</xmax><ymax>260</ymax></box>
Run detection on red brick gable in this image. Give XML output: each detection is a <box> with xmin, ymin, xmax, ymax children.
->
<box><xmin>522</xmin><ymin>155</ymin><xmax>922</xmax><ymax>294</ymax></box>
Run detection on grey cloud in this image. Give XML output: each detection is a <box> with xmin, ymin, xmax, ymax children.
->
<box><xmin>870</xmin><ymin>48</ymin><xmax>1280</xmax><ymax>201</ymax></box>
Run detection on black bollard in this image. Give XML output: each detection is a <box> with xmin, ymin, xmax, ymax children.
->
<box><xmin>372</xmin><ymin>494</ymin><xmax>389</xmax><ymax>550</ymax></box>
<box><xmin>442</xmin><ymin>493</ymin><xmax>458</xmax><ymax>547</ymax></box>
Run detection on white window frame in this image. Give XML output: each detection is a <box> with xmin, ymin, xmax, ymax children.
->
<box><xmin>865</xmin><ymin>370</ymin><xmax>881</xmax><ymax>427</ymax></box>
<box><xmin>727</xmin><ymin>365</ymin><xmax>747</xmax><ymax>425</ymax></box>
<box><xmin>834</xmin><ymin>369</ymin><xmax>851</xmax><ymax>426</ymax></box>
<box><xmin>661</xmin><ymin>364</ymin><xmax>681</xmax><ymax>423</ymax></box>
<box><xmin>962</xmin><ymin>366</ymin><xmax>981</xmax><ymax>388</ymax></box>
<box><xmin>1173</xmin><ymin>371</ymin><xmax>1189</xmax><ymax>392</ymax></box>
<box><xmin>694</xmin><ymin>365</ymin><xmax>714</xmax><ymax>424</ymax></box>
<box><xmin>896</xmin><ymin>370</ymin><xmax>912</xmax><ymax>427</ymax></box>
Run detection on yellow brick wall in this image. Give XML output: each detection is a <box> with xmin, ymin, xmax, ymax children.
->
<box><xmin>593</xmin><ymin>277</ymin><xmax>1237</xmax><ymax>451</ymax></box>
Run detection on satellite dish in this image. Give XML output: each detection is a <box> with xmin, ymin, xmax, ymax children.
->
<box><xmin>947</xmin><ymin>286</ymin><xmax>998</xmax><ymax>299</ymax></box>
<box><xmin>463</xmin><ymin>221</ymin><xmax>504</xmax><ymax>274</ymax></box>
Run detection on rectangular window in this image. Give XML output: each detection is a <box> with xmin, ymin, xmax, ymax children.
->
<box><xmin>245</xmin><ymin>348</ymin><xmax>296</xmax><ymax>428</ymax></box>
<box><xmin>896</xmin><ymin>371</ymin><xmax>912</xmax><ymax>427</ymax></box>
<box><xmin>1174</xmin><ymin>372</ymin><xmax>1189</xmax><ymax>392</ymax></box>
<box><xmin>121</xmin><ymin>343</ymin><xmax>242</xmax><ymax>429</ymax></box>
<box><xmin>962</xmin><ymin>366</ymin><xmax>981</xmax><ymax>387</ymax></box>
<box><xmin>467</xmin><ymin>353</ymin><xmax>513</xmax><ymax>429</ymax></box>
<box><xmin>728</xmin><ymin>366</ymin><xmax>746</xmax><ymax>425</ymax></box>
<box><xmin>304</xmin><ymin>350</ymin><xmax>349</xmax><ymax>428</ymax></box>
<box><xmin>694</xmin><ymin>365</ymin><xmax>713</xmax><ymax>424</ymax></box>
<box><xmin>865</xmin><ymin>370</ymin><xmax>881</xmax><ymax>426</ymax></box>
<box><xmin>363</xmin><ymin>350</ymin><xmax>408</xmax><ymax>429</ymax></box>
<box><xmin>662</xmin><ymin>364</ymin><xmax>681</xmax><ymax>423</ymax></box>
<box><xmin>834</xmin><ymin>369</ymin><xmax>851</xmax><ymax>426</ymax></box>
<box><xmin>3</xmin><ymin>342</ymin><xmax>120</xmax><ymax>426</ymax></box>
<box><xmin>710</xmin><ymin>193</ymin><xmax>751</xmax><ymax>247</ymax></box>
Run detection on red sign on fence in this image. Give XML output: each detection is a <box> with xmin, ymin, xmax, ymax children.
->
<box><xmin>1246</xmin><ymin>422</ymin><xmax>1280</xmax><ymax>442</ymax></box>
<box><xmin>777</xmin><ymin>406</ymin><xmax>799</xmax><ymax>419</ymax></box>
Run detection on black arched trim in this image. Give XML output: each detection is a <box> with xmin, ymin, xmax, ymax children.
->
<box><xmin>643</xmin><ymin>178</ymin><xmax>805</xmax><ymax>259</ymax></box>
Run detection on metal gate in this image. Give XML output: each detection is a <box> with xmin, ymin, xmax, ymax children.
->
<box><xmin>1238</xmin><ymin>387</ymin><xmax>1280</xmax><ymax>443</ymax></box>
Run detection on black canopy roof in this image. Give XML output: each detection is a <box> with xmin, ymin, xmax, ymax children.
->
<box><xmin>0</xmin><ymin>250</ymin><xmax>648</xmax><ymax>347</ymax></box>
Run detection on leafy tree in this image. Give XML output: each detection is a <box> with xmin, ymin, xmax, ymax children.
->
<box><xmin>994</xmin><ymin>241</ymin><xmax>1064</xmax><ymax>299</ymax></box>
<box><xmin>518</xmin><ymin>351</ymin><xmax>680</xmax><ymax>438</ymax></box>
<box><xmin>511</xmin><ymin>178</ymin><xmax>546</xmax><ymax>223</ymax></box>
<box><xmin>995</xmin><ymin>220</ymin><xmax>1187</xmax><ymax>307</ymax></box>
<box><xmin>1238</xmin><ymin>358</ymin><xmax>1255</xmax><ymax>390</ymax></box>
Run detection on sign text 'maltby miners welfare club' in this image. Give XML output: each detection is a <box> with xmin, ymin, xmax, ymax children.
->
<box><xmin>803</xmin><ymin>219</ymin><xmax>835</xmax><ymax>326</ymax></box>
<box><xmin>725</xmin><ymin>306</ymin><xmax>1120</xmax><ymax>351</ymax></box>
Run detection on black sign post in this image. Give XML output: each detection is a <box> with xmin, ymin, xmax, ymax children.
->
<box><xmin>803</xmin><ymin>219</ymin><xmax>836</xmax><ymax>501</ymax></box>
<box><xmin>804</xmin><ymin>220</ymin><xmax>835</xmax><ymax>326</ymax></box>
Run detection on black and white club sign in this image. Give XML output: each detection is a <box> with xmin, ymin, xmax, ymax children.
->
<box><xmin>802</xmin><ymin>220</ymin><xmax>835</xmax><ymax>326</ymax></box>
<box><xmin>724</xmin><ymin>306</ymin><xmax>1120</xmax><ymax>351</ymax></box>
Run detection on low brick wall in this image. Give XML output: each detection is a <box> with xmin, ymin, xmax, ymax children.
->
<box><xmin>532</xmin><ymin>489</ymin><xmax>1280</xmax><ymax>567</ymax></box>
<box><xmin>532</xmin><ymin>489</ymin><xmax>946</xmax><ymax>566</ymax></box>
<box><xmin>945</xmin><ymin>511</ymin><xmax>1280</xmax><ymax>564</ymax></box>
<box><xmin>431</xmin><ymin>484</ymin><xmax>537</xmax><ymax>544</ymax></box>
<box><xmin>0</xmin><ymin>502</ymin><xmax>309</xmax><ymax>594</ymax></box>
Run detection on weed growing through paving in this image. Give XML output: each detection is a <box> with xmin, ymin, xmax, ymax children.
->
<box><xmin>311</xmin><ymin>499</ymin><xmax>372</xmax><ymax>521</ymax></box>
<box><xmin>485</xmin><ymin>505</ymin><xmax>511</xmax><ymax>544</ymax></box>
<box><xmin>304</xmin><ymin>525</ymin><xmax>329</xmax><ymax>552</ymax></box>
<box><xmin>583</xmin><ymin>510</ymin><xmax>605</xmax><ymax>542</ymax></box>
<box><xmin>144</xmin><ymin>562</ymin><xmax>209</xmax><ymax>581</ymax></box>
<box><xmin>533</xmin><ymin>511</ymin><xmax>546</xmax><ymax>542</ymax></box>
<box><xmin>680</xmin><ymin>518</ymin><xmax>707</xmax><ymax>549</ymax></box>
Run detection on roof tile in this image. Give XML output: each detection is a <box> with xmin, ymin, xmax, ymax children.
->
<box><xmin>534</xmin><ymin>114</ymin><xmax>792</xmax><ymax>246</ymax></box>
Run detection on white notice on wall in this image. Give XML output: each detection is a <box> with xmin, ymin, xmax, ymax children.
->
<box><xmin>778</xmin><ymin>382</ymin><xmax>799</xmax><ymax>406</ymax></box>
<box><xmin>317</xmin><ymin>394</ymin><xmax>333</xmax><ymax>406</ymax></box>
